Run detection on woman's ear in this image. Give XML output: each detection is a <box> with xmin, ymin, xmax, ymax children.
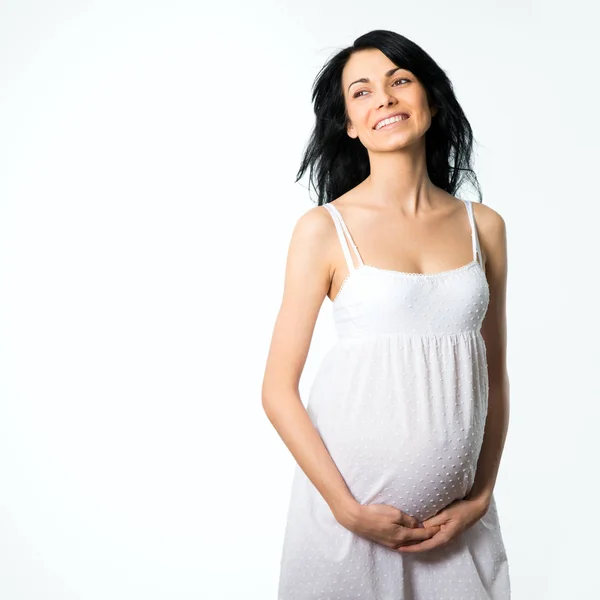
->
<box><xmin>346</xmin><ymin>121</ymin><xmax>358</xmax><ymax>139</ymax></box>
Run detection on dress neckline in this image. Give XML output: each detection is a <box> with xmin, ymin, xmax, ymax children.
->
<box><xmin>333</xmin><ymin>259</ymin><xmax>485</xmax><ymax>305</ymax></box>
<box><xmin>359</xmin><ymin>259</ymin><xmax>479</xmax><ymax>279</ymax></box>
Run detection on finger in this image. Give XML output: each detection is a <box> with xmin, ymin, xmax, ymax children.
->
<box><xmin>395</xmin><ymin>512</ymin><xmax>421</xmax><ymax>529</ymax></box>
<box><xmin>421</xmin><ymin>513</ymin><xmax>450</xmax><ymax>528</ymax></box>
<box><xmin>399</xmin><ymin>525</ymin><xmax>441</xmax><ymax>544</ymax></box>
<box><xmin>397</xmin><ymin>534</ymin><xmax>450</xmax><ymax>553</ymax></box>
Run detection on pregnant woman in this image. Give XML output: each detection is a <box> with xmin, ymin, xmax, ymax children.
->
<box><xmin>262</xmin><ymin>29</ymin><xmax>511</xmax><ymax>599</ymax></box>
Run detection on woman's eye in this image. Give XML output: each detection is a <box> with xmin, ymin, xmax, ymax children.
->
<box><xmin>353</xmin><ymin>78</ymin><xmax>409</xmax><ymax>98</ymax></box>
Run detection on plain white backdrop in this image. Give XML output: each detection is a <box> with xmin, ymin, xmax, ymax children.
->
<box><xmin>1</xmin><ymin>1</ymin><xmax>598</xmax><ymax>598</ymax></box>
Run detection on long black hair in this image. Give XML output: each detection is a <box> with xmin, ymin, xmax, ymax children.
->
<box><xmin>296</xmin><ymin>30</ymin><xmax>482</xmax><ymax>206</ymax></box>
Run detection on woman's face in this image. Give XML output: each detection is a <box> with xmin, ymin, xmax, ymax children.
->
<box><xmin>341</xmin><ymin>48</ymin><xmax>437</xmax><ymax>152</ymax></box>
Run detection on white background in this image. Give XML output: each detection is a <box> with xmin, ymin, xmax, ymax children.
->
<box><xmin>1</xmin><ymin>1</ymin><xmax>598</xmax><ymax>598</ymax></box>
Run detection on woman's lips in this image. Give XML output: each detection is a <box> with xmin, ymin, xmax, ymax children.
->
<box><xmin>375</xmin><ymin>115</ymin><xmax>410</xmax><ymax>131</ymax></box>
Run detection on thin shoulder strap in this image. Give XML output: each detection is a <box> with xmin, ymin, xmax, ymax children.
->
<box><xmin>323</xmin><ymin>203</ymin><xmax>364</xmax><ymax>272</ymax></box>
<box><xmin>463</xmin><ymin>199</ymin><xmax>483</xmax><ymax>268</ymax></box>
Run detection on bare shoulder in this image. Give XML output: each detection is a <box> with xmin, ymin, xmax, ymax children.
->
<box><xmin>288</xmin><ymin>204</ymin><xmax>338</xmax><ymax>262</ymax></box>
<box><xmin>282</xmin><ymin>204</ymin><xmax>338</xmax><ymax>300</ymax></box>
<box><xmin>292</xmin><ymin>203</ymin><xmax>335</xmax><ymax>239</ymax></box>
<box><xmin>471</xmin><ymin>201</ymin><xmax>506</xmax><ymax>236</ymax></box>
<box><xmin>470</xmin><ymin>201</ymin><xmax>507</xmax><ymax>273</ymax></box>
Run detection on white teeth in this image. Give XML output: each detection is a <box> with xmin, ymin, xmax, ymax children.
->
<box><xmin>375</xmin><ymin>114</ymin><xmax>408</xmax><ymax>130</ymax></box>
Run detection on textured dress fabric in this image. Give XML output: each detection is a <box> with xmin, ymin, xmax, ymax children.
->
<box><xmin>277</xmin><ymin>199</ymin><xmax>510</xmax><ymax>599</ymax></box>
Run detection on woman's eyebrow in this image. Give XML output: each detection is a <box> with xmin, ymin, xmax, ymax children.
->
<box><xmin>347</xmin><ymin>67</ymin><xmax>405</xmax><ymax>93</ymax></box>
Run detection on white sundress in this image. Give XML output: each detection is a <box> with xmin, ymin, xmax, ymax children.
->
<box><xmin>278</xmin><ymin>198</ymin><xmax>511</xmax><ymax>599</ymax></box>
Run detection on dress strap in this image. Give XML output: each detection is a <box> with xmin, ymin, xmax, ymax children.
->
<box><xmin>463</xmin><ymin>199</ymin><xmax>483</xmax><ymax>268</ymax></box>
<box><xmin>323</xmin><ymin>203</ymin><xmax>364</xmax><ymax>272</ymax></box>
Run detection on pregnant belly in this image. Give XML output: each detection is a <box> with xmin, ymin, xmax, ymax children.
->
<box><xmin>313</xmin><ymin>409</ymin><xmax>486</xmax><ymax>522</ymax></box>
<box><xmin>307</xmin><ymin>339</ymin><xmax>489</xmax><ymax>522</ymax></box>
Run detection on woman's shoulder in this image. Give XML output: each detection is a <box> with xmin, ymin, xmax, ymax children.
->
<box><xmin>469</xmin><ymin>200</ymin><xmax>506</xmax><ymax>235</ymax></box>
<box><xmin>290</xmin><ymin>203</ymin><xmax>340</xmax><ymax>252</ymax></box>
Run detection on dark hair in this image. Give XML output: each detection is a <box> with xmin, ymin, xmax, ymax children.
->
<box><xmin>296</xmin><ymin>30</ymin><xmax>483</xmax><ymax>206</ymax></box>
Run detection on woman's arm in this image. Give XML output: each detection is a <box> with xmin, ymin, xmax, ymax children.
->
<box><xmin>261</xmin><ymin>206</ymin><xmax>359</xmax><ymax>526</ymax></box>
<box><xmin>465</xmin><ymin>205</ymin><xmax>510</xmax><ymax>510</ymax></box>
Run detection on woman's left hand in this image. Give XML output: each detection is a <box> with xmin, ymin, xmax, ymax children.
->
<box><xmin>396</xmin><ymin>497</ymin><xmax>489</xmax><ymax>553</ymax></box>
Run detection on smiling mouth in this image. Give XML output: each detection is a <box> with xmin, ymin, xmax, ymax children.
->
<box><xmin>374</xmin><ymin>114</ymin><xmax>410</xmax><ymax>130</ymax></box>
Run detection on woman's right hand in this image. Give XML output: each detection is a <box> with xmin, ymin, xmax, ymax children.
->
<box><xmin>339</xmin><ymin>502</ymin><xmax>442</xmax><ymax>551</ymax></box>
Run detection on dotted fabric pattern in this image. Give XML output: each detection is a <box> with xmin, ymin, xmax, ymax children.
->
<box><xmin>277</xmin><ymin>200</ymin><xmax>511</xmax><ymax>599</ymax></box>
